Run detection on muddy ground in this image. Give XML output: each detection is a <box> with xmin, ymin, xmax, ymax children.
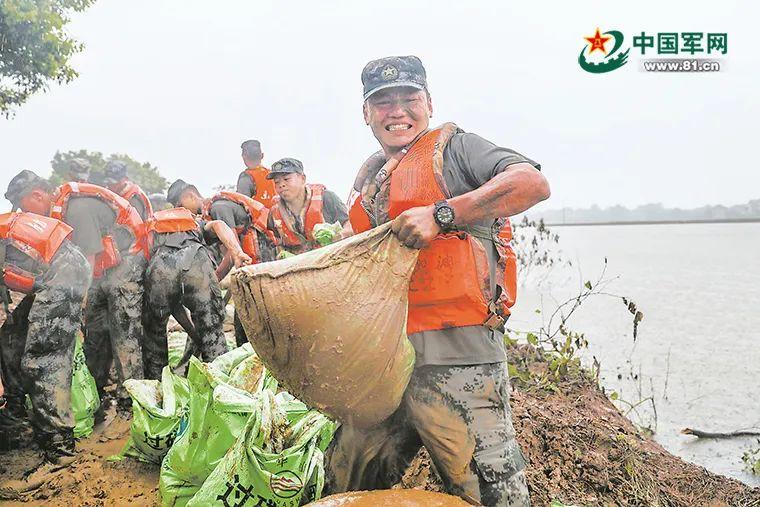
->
<box><xmin>1</xmin><ymin>344</ymin><xmax>759</xmax><ymax>506</ymax></box>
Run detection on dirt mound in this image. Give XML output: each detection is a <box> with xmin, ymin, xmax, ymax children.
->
<box><xmin>398</xmin><ymin>345</ymin><xmax>760</xmax><ymax>506</ymax></box>
<box><xmin>2</xmin><ymin>341</ymin><xmax>759</xmax><ymax>506</ymax></box>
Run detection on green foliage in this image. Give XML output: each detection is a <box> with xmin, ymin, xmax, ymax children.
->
<box><xmin>0</xmin><ymin>0</ymin><xmax>95</xmax><ymax>117</ymax></box>
<box><xmin>742</xmin><ymin>440</ymin><xmax>760</xmax><ymax>475</ymax></box>
<box><xmin>50</xmin><ymin>149</ymin><xmax>168</xmax><ymax>193</ymax></box>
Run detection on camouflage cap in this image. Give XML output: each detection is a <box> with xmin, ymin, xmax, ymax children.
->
<box><xmin>266</xmin><ymin>158</ymin><xmax>304</xmax><ymax>179</ymax></box>
<box><xmin>4</xmin><ymin>170</ymin><xmax>47</xmax><ymax>209</ymax></box>
<box><xmin>361</xmin><ymin>55</ymin><xmax>427</xmax><ymax>100</ymax></box>
<box><xmin>166</xmin><ymin>179</ymin><xmax>198</xmax><ymax>206</ymax></box>
<box><xmin>103</xmin><ymin>160</ymin><xmax>128</xmax><ymax>185</ymax></box>
<box><xmin>67</xmin><ymin>158</ymin><xmax>91</xmax><ymax>180</ymax></box>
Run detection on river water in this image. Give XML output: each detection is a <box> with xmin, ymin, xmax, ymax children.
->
<box><xmin>510</xmin><ymin>222</ymin><xmax>760</xmax><ymax>486</ymax></box>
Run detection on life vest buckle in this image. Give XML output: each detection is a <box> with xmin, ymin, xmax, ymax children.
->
<box><xmin>483</xmin><ymin>301</ymin><xmax>505</xmax><ymax>330</ymax></box>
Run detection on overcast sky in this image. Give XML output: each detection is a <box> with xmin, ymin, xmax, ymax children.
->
<box><xmin>1</xmin><ymin>0</ymin><xmax>756</xmax><ymax>212</ymax></box>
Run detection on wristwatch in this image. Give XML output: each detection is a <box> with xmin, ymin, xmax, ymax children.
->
<box><xmin>433</xmin><ymin>200</ymin><xmax>456</xmax><ymax>231</ymax></box>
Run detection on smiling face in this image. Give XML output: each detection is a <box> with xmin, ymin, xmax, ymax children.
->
<box><xmin>363</xmin><ymin>86</ymin><xmax>432</xmax><ymax>157</ymax></box>
<box><xmin>273</xmin><ymin>173</ymin><xmax>306</xmax><ymax>205</ymax></box>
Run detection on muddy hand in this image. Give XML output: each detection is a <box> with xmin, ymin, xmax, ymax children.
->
<box><xmin>232</xmin><ymin>249</ymin><xmax>253</xmax><ymax>267</ymax></box>
<box><xmin>391</xmin><ymin>205</ymin><xmax>440</xmax><ymax>249</ymax></box>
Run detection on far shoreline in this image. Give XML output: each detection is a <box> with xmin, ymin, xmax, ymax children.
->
<box><xmin>545</xmin><ymin>218</ymin><xmax>760</xmax><ymax>227</ymax></box>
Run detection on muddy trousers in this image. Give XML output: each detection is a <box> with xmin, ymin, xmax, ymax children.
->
<box><xmin>84</xmin><ymin>253</ymin><xmax>146</xmax><ymax>400</ymax></box>
<box><xmin>0</xmin><ymin>242</ymin><xmax>91</xmax><ymax>455</ymax></box>
<box><xmin>325</xmin><ymin>362</ymin><xmax>530</xmax><ymax>507</ymax></box>
<box><xmin>142</xmin><ymin>247</ymin><xmax>228</xmax><ymax>379</ymax></box>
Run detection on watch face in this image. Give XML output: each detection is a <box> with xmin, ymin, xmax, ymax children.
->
<box><xmin>436</xmin><ymin>206</ymin><xmax>454</xmax><ymax>225</ymax></box>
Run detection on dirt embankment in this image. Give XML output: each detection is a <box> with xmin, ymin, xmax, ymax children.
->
<box><xmin>2</xmin><ymin>344</ymin><xmax>759</xmax><ymax>506</ymax></box>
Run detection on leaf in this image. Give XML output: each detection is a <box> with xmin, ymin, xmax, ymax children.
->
<box><xmin>610</xmin><ymin>391</ymin><xmax>619</xmax><ymax>401</ymax></box>
<box><xmin>584</xmin><ymin>280</ymin><xmax>592</xmax><ymax>290</ymax></box>
<box><xmin>526</xmin><ymin>332</ymin><xmax>538</xmax><ymax>346</ymax></box>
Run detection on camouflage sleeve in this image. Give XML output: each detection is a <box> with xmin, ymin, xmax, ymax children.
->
<box><xmin>236</xmin><ymin>172</ymin><xmax>256</xmax><ymax>198</ymax></box>
<box><xmin>322</xmin><ymin>190</ymin><xmax>349</xmax><ymax>225</ymax></box>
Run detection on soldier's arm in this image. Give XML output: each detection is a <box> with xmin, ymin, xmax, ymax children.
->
<box><xmin>450</xmin><ymin>162</ymin><xmax>550</xmax><ymax>225</ymax></box>
<box><xmin>392</xmin><ymin>163</ymin><xmax>549</xmax><ymax>249</ymax></box>
<box><xmin>203</xmin><ymin>220</ymin><xmax>251</xmax><ymax>267</ymax></box>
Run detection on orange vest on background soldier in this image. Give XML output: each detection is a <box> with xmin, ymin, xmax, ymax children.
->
<box><xmin>51</xmin><ymin>182</ymin><xmax>148</xmax><ymax>277</ymax></box>
<box><xmin>0</xmin><ymin>212</ymin><xmax>73</xmax><ymax>294</ymax></box>
<box><xmin>103</xmin><ymin>160</ymin><xmax>154</xmax><ymax>220</ymax></box>
<box><xmin>269</xmin><ymin>183</ymin><xmax>327</xmax><ymax>254</ymax></box>
<box><xmin>202</xmin><ymin>191</ymin><xmax>274</xmax><ymax>264</ymax></box>
<box><xmin>266</xmin><ymin>157</ymin><xmax>350</xmax><ymax>256</ymax></box>
<box><xmin>349</xmin><ymin>124</ymin><xmax>517</xmax><ymax>336</ymax></box>
<box><xmin>237</xmin><ymin>139</ymin><xmax>276</xmax><ymax>208</ymax></box>
<box><xmin>240</xmin><ymin>166</ymin><xmax>276</xmax><ymax>208</ymax></box>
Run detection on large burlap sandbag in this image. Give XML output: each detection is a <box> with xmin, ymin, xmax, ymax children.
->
<box><xmin>230</xmin><ymin>223</ymin><xmax>418</xmax><ymax>428</ymax></box>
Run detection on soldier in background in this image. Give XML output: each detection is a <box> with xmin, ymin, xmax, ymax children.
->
<box><xmin>66</xmin><ymin>158</ymin><xmax>91</xmax><ymax>183</ymax></box>
<box><xmin>235</xmin><ymin>139</ymin><xmax>276</xmax><ymax>208</ymax></box>
<box><xmin>267</xmin><ymin>157</ymin><xmax>349</xmax><ymax>256</ymax></box>
<box><xmin>5</xmin><ymin>170</ymin><xmax>147</xmax><ymax>412</ymax></box>
<box><xmin>169</xmin><ymin>179</ymin><xmax>273</xmax><ymax>347</ymax></box>
<box><xmin>102</xmin><ymin>160</ymin><xmax>153</xmax><ymax>220</ymax></box>
<box><xmin>141</xmin><ymin>201</ymin><xmax>251</xmax><ymax>379</ymax></box>
<box><xmin>0</xmin><ymin>207</ymin><xmax>90</xmax><ymax>473</ymax></box>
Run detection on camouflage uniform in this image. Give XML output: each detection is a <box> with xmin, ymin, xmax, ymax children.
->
<box><xmin>0</xmin><ymin>241</ymin><xmax>91</xmax><ymax>457</ymax></box>
<box><xmin>84</xmin><ymin>252</ymin><xmax>146</xmax><ymax>400</ymax></box>
<box><xmin>325</xmin><ymin>363</ymin><xmax>529</xmax><ymax>506</ymax></box>
<box><xmin>142</xmin><ymin>239</ymin><xmax>228</xmax><ymax>378</ymax></box>
<box><xmin>325</xmin><ymin>56</ymin><xmax>538</xmax><ymax>506</ymax></box>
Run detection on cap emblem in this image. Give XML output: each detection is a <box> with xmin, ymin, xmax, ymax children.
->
<box><xmin>381</xmin><ymin>65</ymin><xmax>398</xmax><ymax>81</ymax></box>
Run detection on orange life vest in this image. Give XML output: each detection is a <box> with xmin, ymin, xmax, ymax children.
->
<box><xmin>145</xmin><ymin>207</ymin><xmax>199</xmax><ymax>253</ymax></box>
<box><xmin>51</xmin><ymin>182</ymin><xmax>148</xmax><ymax>277</ymax></box>
<box><xmin>348</xmin><ymin>125</ymin><xmax>518</xmax><ymax>335</ymax></box>
<box><xmin>0</xmin><ymin>212</ymin><xmax>73</xmax><ymax>293</ymax></box>
<box><xmin>269</xmin><ymin>184</ymin><xmax>326</xmax><ymax>254</ymax></box>
<box><xmin>203</xmin><ymin>191</ymin><xmax>272</xmax><ymax>264</ymax></box>
<box><xmin>120</xmin><ymin>181</ymin><xmax>154</xmax><ymax>219</ymax></box>
<box><xmin>244</xmin><ymin>166</ymin><xmax>276</xmax><ymax>208</ymax></box>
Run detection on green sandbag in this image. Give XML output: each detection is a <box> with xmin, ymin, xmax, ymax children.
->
<box><xmin>159</xmin><ymin>351</ymin><xmax>266</xmax><ymax>507</ymax></box>
<box><xmin>114</xmin><ymin>366</ymin><xmax>191</xmax><ymax>464</ymax></box>
<box><xmin>187</xmin><ymin>390</ymin><xmax>336</xmax><ymax>507</ymax></box>
<box><xmin>71</xmin><ymin>334</ymin><xmax>100</xmax><ymax>439</ymax></box>
<box><xmin>167</xmin><ymin>331</ymin><xmax>188</xmax><ymax>369</ymax></box>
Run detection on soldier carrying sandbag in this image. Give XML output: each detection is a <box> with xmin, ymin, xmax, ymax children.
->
<box><xmin>324</xmin><ymin>55</ymin><xmax>550</xmax><ymax>507</ymax></box>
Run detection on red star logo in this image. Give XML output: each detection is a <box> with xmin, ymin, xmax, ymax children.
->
<box><xmin>584</xmin><ymin>28</ymin><xmax>612</xmax><ymax>55</ymax></box>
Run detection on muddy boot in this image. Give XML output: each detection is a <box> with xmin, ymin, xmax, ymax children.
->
<box><xmin>0</xmin><ymin>397</ymin><xmax>32</xmax><ymax>451</ymax></box>
<box><xmin>0</xmin><ymin>434</ymin><xmax>76</xmax><ymax>494</ymax></box>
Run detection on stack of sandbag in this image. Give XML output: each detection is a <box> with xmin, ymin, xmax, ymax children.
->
<box><xmin>187</xmin><ymin>390</ymin><xmax>336</xmax><ymax>506</ymax></box>
<box><xmin>230</xmin><ymin>222</ymin><xmax>418</xmax><ymax>428</ymax></box>
<box><xmin>113</xmin><ymin>367</ymin><xmax>191</xmax><ymax>464</ymax></box>
<box><xmin>158</xmin><ymin>344</ymin><xmax>280</xmax><ymax>506</ymax></box>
